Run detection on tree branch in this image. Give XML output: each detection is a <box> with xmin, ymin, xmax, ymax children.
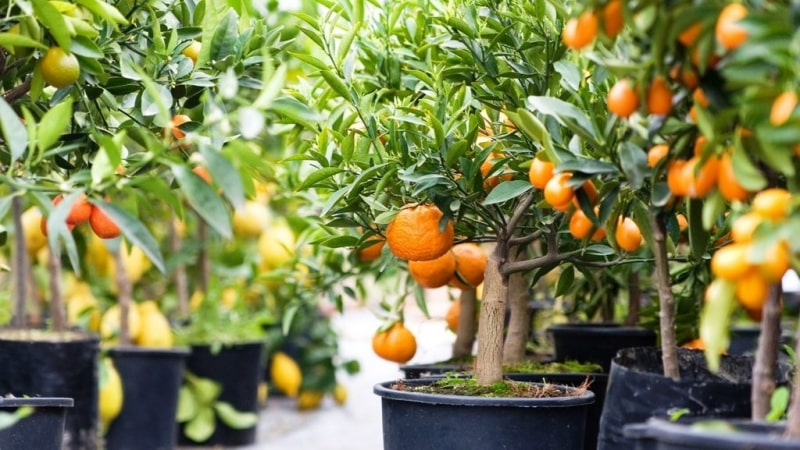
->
<box><xmin>3</xmin><ymin>77</ymin><xmax>31</xmax><ymax>105</ymax></box>
<box><xmin>501</xmin><ymin>249</ymin><xmax>580</xmax><ymax>275</ymax></box>
<box><xmin>505</xmin><ymin>192</ymin><xmax>535</xmax><ymax>236</ymax></box>
<box><xmin>509</xmin><ymin>229</ymin><xmax>543</xmax><ymax>247</ymax></box>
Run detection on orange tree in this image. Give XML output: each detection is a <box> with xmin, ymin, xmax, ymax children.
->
<box><xmin>0</xmin><ymin>0</ymin><xmax>297</xmax><ymax>341</ymax></box>
<box><xmin>560</xmin><ymin>0</ymin><xmax>800</xmax><ymax>431</ymax></box>
<box><xmin>285</xmin><ymin>0</ymin><xmax>659</xmax><ymax>384</ymax></box>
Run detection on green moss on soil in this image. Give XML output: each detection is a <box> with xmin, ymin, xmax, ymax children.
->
<box><xmin>392</xmin><ymin>377</ymin><xmax>589</xmax><ymax>398</ymax></box>
<box><xmin>503</xmin><ymin>360</ymin><xmax>603</xmax><ymax>374</ymax></box>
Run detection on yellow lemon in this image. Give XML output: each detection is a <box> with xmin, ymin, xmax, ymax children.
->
<box><xmin>232</xmin><ymin>201</ymin><xmax>271</xmax><ymax>238</ymax></box>
<box><xmin>333</xmin><ymin>383</ymin><xmax>347</xmax><ymax>405</ymax></box>
<box><xmin>136</xmin><ymin>301</ymin><xmax>173</xmax><ymax>348</ymax></box>
<box><xmin>258</xmin><ymin>221</ymin><xmax>296</xmax><ymax>269</ymax></box>
<box><xmin>108</xmin><ymin>242</ymin><xmax>152</xmax><ymax>286</ymax></box>
<box><xmin>66</xmin><ymin>288</ymin><xmax>101</xmax><ymax>332</ymax></box>
<box><xmin>270</xmin><ymin>352</ymin><xmax>302</xmax><ymax>397</ymax></box>
<box><xmin>86</xmin><ymin>233</ymin><xmax>112</xmax><ymax>277</ymax></box>
<box><xmin>189</xmin><ymin>290</ymin><xmax>204</xmax><ymax>311</ymax></box>
<box><xmin>100</xmin><ymin>303</ymin><xmax>142</xmax><ymax>344</ymax></box>
<box><xmin>258</xmin><ymin>381</ymin><xmax>269</xmax><ymax>407</ymax></box>
<box><xmin>21</xmin><ymin>207</ymin><xmax>47</xmax><ymax>256</ymax></box>
<box><xmin>99</xmin><ymin>358</ymin><xmax>123</xmax><ymax>431</ymax></box>
<box><xmin>220</xmin><ymin>287</ymin><xmax>238</xmax><ymax>309</ymax></box>
<box><xmin>297</xmin><ymin>390</ymin><xmax>324</xmax><ymax>411</ymax></box>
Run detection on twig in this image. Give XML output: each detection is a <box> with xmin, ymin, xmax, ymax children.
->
<box><xmin>751</xmin><ymin>284</ymin><xmax>781</xmax><ymax>420</ymax></box>
<box><xmin>197</xmin><ymin>218</ymin><xmax>210</xmax><ymax>292</ymax></box>
<box><xmin>114</xmin><ymin>245</ymin><xmax>132</xmax><ymax>346</ymax></box>
<box><xmin>505</xmin><ymin>193</ymin><xmax>534</xmax><ymax>237</ymax></box>
<box><xmin>508</xmin><ymin>229</ymin><xmax>543</xmax><ymax>247</ymax></box>
<box><xmin>2</xmin><ymin>77</ymin><xmax>31</xmax><ymax>105</ymax></box>
<box><xmin>11</xmin><ymin>196</ymin><xmax>28</xmax><ymax>328</ymax></box>
<box><xmin>650</xmin><ymin>213</ymin><xmax>679</xmax><ymax>380</ymax></box>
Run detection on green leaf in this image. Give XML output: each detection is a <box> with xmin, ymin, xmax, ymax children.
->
<box><xmin>32</xmin><ymin>0</ymin><xmax>71</xmax><ymax>50</ymax></box>
<box><xmin>555</xmin><ymin>265</ymin><xmax>574</xmax><ymax>297</ymax></box>
<box><xmin>0</xmin><ymin>97</ymin><xmax>27</xmax><ymax>164</ymax></box>
<box><xmin>317</xmin><ymin>235</ymin><xmax>360</xmax><ymax>248</ymax></box>
<box><xmin>214</xmin><ymin>402</ymin><xmax>258</xmax><ymax>429</ymax></box>
<box><xmin>0</xmin><ymin>32</ymin><xmax>46</xmax><ymax>53</ymax></box>
<box><xmin>766</xmin><ymin>386</ymin><xmax>790</xmax><ymax>422</ymax></box>
<box><xmin>687</xmin><ymin>198</ymin><xmax>710</xmax><ymax>261</ymax></box>
<box><xmin>184</xmin><ymin>407</ymin><xmax>215</xmax><ymax>443</ymax></box>
<box><xmin>188</xmin><ymin>376</ymin><xmax>222</xmax><ymax>406</ymax></box>
<box><xmin>209</xmin><ymin>9</ymin><xmax>238</xmax><ymax>61</ymax></box>
<box><xmin>619</xmin><ymin>143</ymin><xmax>647</xmax><ymax>190</ymax></box>
<box><xmin>320</xmin><ymin>70</ymin><xmax>351</xmax><ymax>100</ymax></box>
<box><xmin>70</xmin><ymin>35</ymin><xmax>104</xmax><ymax>58</ymax></box>
<box><xmin>37</xmin><ymin>98</ymin><xmax>72</xmax><ymax>152</ymax></box>
<box><xmin>74</xmin><ymin>0</ymin><xmax>128</xmax><ymax>25</ymax></box>
<box><xmin>481</xmin><ymin>181</ymin><xmax>532</xmax><ymax>205</ymax></box>
<box><xmin>45</xmin><ymin>191</ymin><xmax>81</xmax><ymax>274</ymax></box>
<box><xmin>699</xmin><ymin>279</ymin><xmax>735</xmax><ymax>372</ymax></box>
<box><xmin>556</xmin><ymin>159</ymin><xmax>618</xmax><ymax>175</ymax></box>
<box><xmin>731</xmin><ymin>142</ymin><xmax>767</xmax><ymax>191</ymax></box>
<box><xmin>171</xmin><ymin>164</ymin><xmax>232</xmax><ymax>239</ymax></box>
<box><xmin>271</xmin><ymin>96</ymin><xmax>320</xmax><ymax>129</ymax></box>
<box><xmin>297</xmin><ymin>167</ymin><xmax>344</xmax><ymax>191</ymax></box>
<box><xmin>527</xmin><ymin>96</ymin><xmax>600</xmax><ymax>146</ymax></box>
<box><xmin>176</xmin><ymin>386</ymin><xmax>198</xmax><ymax>423</ymax></box>
<box><xmin>91</xmin><ymin>200</ymin><xmax>166</xmax><ymax>273</ymax></box>
<box><xmin>199</xmin><ymin>145</ymin><xmax>245</xmax><ymax>210</ymax></box>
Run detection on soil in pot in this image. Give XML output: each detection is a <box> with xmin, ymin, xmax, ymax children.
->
<box><xmin>625</xmin><ymin>417</ymin><xmax>800</xmax><ymax>450</ymax></box>
<box><xmin>104</xmin><ymin>347</ymin><xmax>189</xmax><ymax>450</ymax></box>
<box><xmin>0</xmin><ymin>396</ymin><xmax>74</xmax><ymax>450</ymax></box>
<box><xmin>375</xmin><ymin>377</ymin><xmax>595</xmax><ymax>450</ymax></box>
<box><xmin>547</xmin><ymin>323</ymin><xmax>657</xmax><ymax>372</ymax></box>
<box><xmin>0</xmin><ymin>329</ymin><xmax>100</xmax><ymax>450</ymax></box>
<box><xmin>598</xmin><ymin>347</ymin><xmax>793</xmax><ymax>450</ymax></box>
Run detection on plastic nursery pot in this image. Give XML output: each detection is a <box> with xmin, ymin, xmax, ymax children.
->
<box><xmin>0</xmin><ymin>329</ymin><xmax>100</xmax><ymax>450</ymax></box>
<box><xmin>104</xmin><ymin>346</ymin><xmax>189</xmax><ymax>450</ymax></box>
<box><xmin>624</xmin><ymin>417</ymin><xmax>800</xmax><ymax>450</ymax></box>
<box><xmin>0</xmin><ymin>397</ymin><xmax>74</xmax><ymax>450</ymax></box>
<box><xmin>507</xmin><ymin>373</ymin><xmax>608</xmax><ymax>450</ymax></box>
<box><xmin>178</xmin><ymin>341</ymin><xmax>265</xmax><ymax>447</ymax></box>
<box><xmin>374</xmin><ymin>377</ymin><xmax>595</xmax><ymax>450</ymax></box>
<box><xmin>399</xmin><ymin>362</ymin><xmax>471</xmax><ymax>379</ymax></box>
<box><xmin>597</xmin><ymin>347</ymin><xmax>793</xmax><ymax>450</ymax></box>
<box><xmin>547</xmin><ymin>323</ymin><xmax>657</xmax><ymax>372</ymax></box>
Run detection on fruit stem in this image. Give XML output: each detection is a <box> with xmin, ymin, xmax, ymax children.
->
<box><xmin>10</xmin><ymin>195</ymin><xmax>28</xmax><ymax>328</ymax></box>
<box><xmin>751</xmin><ymin>284</ymin><xmax>781</xmax><ymax>420</ymax></box>
<box><xmin>114</xmin><ymin>244</ymin><xmax>132</xmax><ymax>346</ymax></box>
<box><xmin>169</xmin><ymin>215</ymin><xmax>189</xmax><ymax>317</ymax></box>
<box><xmin>650</xmin><ymin>212</ymin><xmax>679</xmax><ymax>380</ymax></box>
<box><xmin>452</xmin><ymin>288</ymin><xmax>477</xmax><ymax>359</ymax></box>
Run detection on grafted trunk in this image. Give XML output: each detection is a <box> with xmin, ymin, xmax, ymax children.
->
<box><xmin>474</xmin><ymin>252</ymin><xmax>507</xmax><ymax>385</ymax></box>
<box><xmin>650</xmin><ymin>213</ymin><xmax>679</xmax><ymax>380</ymax></box>
<box><xmin>751</xmin><ymin>285</ymin><xmax>781</xmax><ymax>420</ymax></box>
<box><xmin>114</xmin><ymin>245</ymin><xmax>133</xmax><ymax>346</ymax></box>
<box><xmin>786</xmin><ymin>306</ymin><xmax>800</xmax><ymax>437</ymax></box>
<box><xmin>451</xmin><ymin>289</ymin><xmax>477</xmax><ymax>359</ymax></box>
<box><xmin>503</xmin><ymin>251</ymin><xmax>530</xmax><ymax>365</ymax></box>
<box><xmin>169</xmin><ymin>215</ymin><xmax>190</xmax><ymax>317</ymax></box>
<box><xmin>197</xmin><ymin>219</ymin><xmax>210</xmax><ymax>292</ymax></box>
<box><xmin>48</xmin><ymin>242</ymin><xmax>65</xmax><ymax>333</ymax></box>
<box><xmin>625</xmin><ymin>272</ymin><xmax>641</xmax><ymax>326</ymax></box>
<box><xmin>11</xmin><ymin>196</ymin><xmax>28</xmax><ymax>328</ymax></box>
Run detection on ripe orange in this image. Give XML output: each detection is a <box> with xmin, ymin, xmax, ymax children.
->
<box><xmin>52</xmin><ymin>193</ymin><xmax>93</xmax><ymax>225</ymax></box>
<box><xmin>449</xmin><ymin>243</ymin><xmax>488</xmax><ymax>290</ymax></box>
<box><xmin>694</xmin><ymin>135</ymin><xmax>708</xmax><ymax>156</ymax></box>
<box><xmin>678</xmin><ymin>22</ymin><xmax>702</xmax><ymax>47</ymax></box>
<box><xmin>731</xmin><ymin>212</ymin><xmax>761</xmax><ymax>243</ymax></box>
<box><xmin>39</xmin><ymin>47</ymin><xmax>80</xmax><ymax>88</ymax></box>
<box><xmin>751</xmin><ymin>188</ymin><xmax>791</xmax><ymax>221</ymax></box>
<box><xmin>572</xmin><ymin>180</ymin><xmax>599</xmax><ymax>208</ymax></box>
<box><xmin>89</xmin><ymin>205</ymin><xmax>121</xmax><ymax>239</ymax></box>
<box><xmin>710</xmin><ymin>243</ymin><xmax>751</xmax><ymax>280</ymax></box>
<box><xmin>716</xmin><ymin>3</ymin><xmax>748</xmax><ymax>51</ymax></box>
<box><xmin>357</xmin><ymin>235</ymin><xmax>385</xmax><ymax>262</ymax></box>
<box><xmin>681</xmin><ymin>338</ymin><xmax>705</xmax><ymax>350</ymax></box>
<box><xmin>562</xmin><ymin>10</ymin><xmax>598</xmax><ymax>50</ymax></box>
<box><xmin>386</xmin><ymin>204</ymin><xmax>454</xmax><ymax>261</ymax></box>
<box><xmin>647</xmin><ymin>76</ymin><xmax>673</xmax><ymax>116</ymax></box>
<box><xmin>667</xmin><ymin>160</ymin><xmax>690</xmax><ymax>196</ymax></box>
<box><xmin>408</xmin><ymin>251</ymin><xmax>457</xmax><ymax>289</ymax></box>
<box><xmin>685</xmin><ymin>155</ymin><xmax>719</xmax><ymax>198</ymax></box>
<box><xmin>569</xmin><ymin>207</ymin><xmax>606</xmax><ymax>241</ymax></box>
<box><xmin>676</xmin><ymin>213</ymin><xmax>688</xmax><ymax>232</ymax></box>
<box><xmin>480</xmin><ymin>152</ymin><xmax>513</xmax><ymax>189</ymax></box>
<box><xmin>607</xmin><ymin>79</ymin><xmax>639</xmax><ymax>118</ymax></box>
<box><xmin>372</xmin><ymin>323</ymin><xmax>417</xmax><ymax>364</ymax></box>
<box><xmin>758</xmin><ymin>240</ymin><xmax>790</xmax><ymax>283</ymax></box>
<box><xmin>717</xmin><ymin>152</ymin><xmax>750</xmax><ymax>202</ymax></box>
<box><xmin>735</xmin><ymin>270</ymin><xmax>769</xmax><ymax>313</ymax></box>
<box><xmin>528</xmin><ymin>156</ymin><xmax>555</xmax><ymax>189</ymax></box>
<box><xmin>770</xmin><ymin>91</ymin><xmax>798</xmax><ymax>126</ymax></box>
<box><xmin>615</xmin><ymin>217</ymin><xmax>642</xmax><ymax>252</ymax></box>
<box><xmin>169</xmin><ymin>114</ymin><xmax>191</xmax><ymax>140</ymax></box>
<box><xmin>647</xmin><ymin>144</ymin><xmax>669</xmax><ymax>168</ymax></box>
<box><xmin>602</xmin><ymin>0</ymin><xmax>624</xmax><ymax>38</ymax></box>
<box><xmin>182</xmin><ymin>40</ymin><xmax>201</xmax><ymax>65</ymax></box>
<box><xmin>445</xmin><ymin>299</ymin><xmax>460</xmax><ymax>333</ymax></box>
<box><xmin>544</xmin><ymin>172</ymin><xmax>575</xmax><ymax>209</ymax></box>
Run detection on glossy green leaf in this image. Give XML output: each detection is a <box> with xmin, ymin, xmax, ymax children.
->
<box><xmin>32</xmin><ymin>0</ymin><xmax>71</xmax><ymax>50</ymax></box>
<box><xmin>90</xmin><ymin>200</ymin><xmax>166</xmax><ymax>273</ymax></box>
<box><xmin>297</xmin><ymin>167</ymin><xmax>344</xmax><ymax>191</ymax></box>
<box><xmin>687</xmin><ymin>198</ymin><xmax>710</xmax><ymax>261</ymax></box>
<box><xmin>481</xmin><ymin>181</ymin><xmax>532</xmax><ymax>205</ymax></box>
<box><xmin>271</xmin><ymin>96</ymin><xmax>321</xmax><ymax>129</ymax></box>
<box><xmin>730</xmin><ymin>144</ymin><xmax>767</xmax><ymax>192</ymax></box>
<box><xmin>75</xmin><ymin>0</ymin><xmax>129</xmax><ymax>25</ymax></box>
<box><xmin>0</xmin><ymin>32</ymin><xmax>47</xmax><ymax>52</ymax></box>
<box><xmin>619</xmin><ymin>143</ymin><xmax>648</xmax><ymax>190</ymax></box>
<box><xmin>321</xmin><ymin>70</ymin><xmax>351</xmax><ymax>100</ymax></box>
<box><xmin>184</xmin><ymin>407</ymin><xmax>215</xmax><ymax>443</ymax></box>
<box><xmin>37</xmin><ymin>99</ymin><xmax>72</xmax><ymax>152</ymax></box>
<box><xmin>527</xmin><ymin>96</ymin><xmax>600</xmax><ymax>146</ymax></box>
<box><xmin>555</xmin><ymin>265</ymin><xmax>574</xmax><ymax>297</ymax></box>
<box><xmin>171</xmin><ymin>164</ymin><xmax>232</xmax><ymax>239</ymax></box>
<box><xmin>199</xmin><ymin>145</ymin><xmax>245</xmax><ymax>210</ymax></box>
<box><xmin>209</xmin><ymin>9</ymin><xmax>238</xmax><ymax>61</ymax></box>
<box><xmin>699</xmin><ymin>279</ymin><xmax>735</xmax><ymax>372</ymax></box>
<box><xmin>176</xmin><ymin>386</ymin><xmax>198</xmax><ymax>423</ymax></box>
<box><xmin>766</xmin><ymin>386</ymin><xmax>790</xmax><ymax>422</ymax></box>
<box><xmin>0</xmin><ymin>97</ymin><xmax>27</xmax><ymax>164</ymax></box>
<box><xmin>214</xmin><ymin>402</ymin><xmax>258</xmax><ymax>429</ymax></box>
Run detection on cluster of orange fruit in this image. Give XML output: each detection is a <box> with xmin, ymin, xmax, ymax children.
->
<box><xmin>41</xmin><ymin>194</ymin><xmax>120</xmax><ymax>240</ymax></box>
<box><xmin>709</xmin><ymin>189</ymin><xmax>791</xmax><ymax>320</ymax></box>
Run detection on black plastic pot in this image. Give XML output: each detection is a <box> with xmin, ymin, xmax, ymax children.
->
<box><xmin>374</xmin><ymin>377</ymin><xmax>595</xmax><ymax>450</ymax></box>
<box><xmin>178</xmin><ymin>341</ymin><xmax>264</xmax><ymax>447</ymax></box>
<box><xmin>0</xmin><ymin>330</ymin><xmax>100</xmax><ymax>450</ymax></box>
<box><xmin>625</xmin><ymin>417</ymin><xmax>800</xmax><ymax>449</ymax></box>
<box><xmin>400</xmin><ymin>362</ymin><xmax>471</xmax><ymax>379</ymax></box>
<box><xmin>105</xmin><ymin>347</ymin><xmax>189</xmax><ymax>450</ymax></box>
<box><xmin>547</xmin><ymin>323</ymin><xmax>657</xmax><ymax>372</ymax></box>
<box><xmin>0</xmin><ymin>397</ymin><xmax>73</xmax><ymax>450</ymax></box>
<box><xmin>598</xmin><ymin>347</ymin><xmax>792</xmax><ymax>450</ymax></box>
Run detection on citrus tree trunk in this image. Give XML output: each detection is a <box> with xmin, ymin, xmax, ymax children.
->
<box><xmin>169</xmin><ymin>214</ymin><xmax>190</xmax><ymax>317</ymax></box>
<box><xmin>503</xmin><ymin>251</ymin><xmax>531</xmax><ymax>365</ymax></box>
<box><xmin>751</xmin><ymin>285</ymin><xmax>781</xmax><ymax>420</ymax></box>
<box><xmin>197</xmin><ymin>219</ymin><xmax>210</xmax><ymax>292</ymax></box>
<box><xmin>47</xmin><ymin>241</ymin><xmax>65</xmax><ymax>333</ymax></box>
<box><xmin>784</xmin><ymin>306</ymin><xmax>800</xmax><ymax>437</ymax></box>
<box><xmin>625</xmin><ymin>271</ymin><xmax>641</xmax><ymax>326</ymax></box>
<box><xmin>474</xmin><ymin>248</ymin><xmax>507</xmax><ymax>385</ymax></box>
<box><xmin>650</xmin><ymin>213</ymin><xmax>679</xmax><ymax>380</ymax></box>
<box><xmin>452</xmin><ymin>288</ymin><xmax>477</xmax><ymax>359</ymax></box>
<box><xmin>114</xmin><ymin>245</ymin><xmax>132</xmax><ymax>346</ymax></box>
<box><xmin>10</xmin><ymin>196</ymin><xmax>29</xmax><ymax>328</ymax></box>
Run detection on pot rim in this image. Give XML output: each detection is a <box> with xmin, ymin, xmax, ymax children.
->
<box><xmin>547</xmin><ymin>323</ymin><xmax>656</xmax><ymax>336</ymax></box>
<box><xmin>107</xmin><ymin>346</ymin><xmax>191</xmax><ymax>357</ymax></box>
<box><xmin>632</xmin><ymin>417</ymin><xmax>800</xmax><ymax>448</ymax></box>
<box><xmin>0</xmin><ymin>397</ymin><xmax>74</xmax><ymax>408</ymax></box>
<box><xmin>373</xmin><ymin>378</ymin><xmax>595</xmax><ymax>408</ymax></box>
<box><xmin>0</xmin><ymin>328</ymin><xmax>100</xmax><ymax>344</ymax></box>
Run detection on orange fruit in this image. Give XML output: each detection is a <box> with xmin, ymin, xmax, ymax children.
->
<box><xmin>685</xmin><ymin>155</ymin><xmax>719</xmax><ymax>198</ymax></box>
<box><xmin>372</xmin><ymin>323</ymin><xmax>417</xmax><ymax>364</ymax></box>
<box><xmin>717</xmin><ymin>152</ymin><xmax>750</xmax><ymax>202</ymax></box>
<box><xmin>647</xmin><ymin>144</ymin><xmax>669</xmax><ymax>168</ymax></box>
<box><xmin>693</xmin><ymin>89</ymin><xmax>710</xmax><ymax>108</ymax></box>
<box><xmin>39</xmin><ymin>47</ymin><xmax>80</xmax><ymax>88</ymax></box>
<box><xmin>676</xmin><ymin>213</ymin><xmax>688</xmax><ymax>232</ymax></box>
<box><xmin>681</xmin><ymin>338</ymin><xmax>705</xmax><ymax>350</ymax></box>
<box><xmin>528</xmin><ymin>156</ymin><xmax>555</xmax><ymax>189</ymax></box>
<box><xmin>357</xmin><ymin>236</ymin><xmax>385</xmax><ymax>262</ymax></box>
<box><xmin>182</xmin><ymin>40</ymin><xmax>201</xmax><ymax>65</ymax></box>
<box><xmin>562</xmin><ymin>10</ymin><xmax>598</xmax><ymax>50</ymax></box>
<box><xmin>480</xmin><ymin>152</ymin><xmax>512</xmax><ymax>189</ymax></box>
<box><xmin>169</xmin><ymin>114</ymin><xmax>191</xmax><ymax>140</ymax></box>
<box><xmin>758</xmin><ymin>240</ymin><xmax>790</xmax><ymax>283</ymax></box>
<box><xmin>678</xmin><ymin>22</ymin><xmax>702</xmax><ymax>47</ymax></box>
<box><xmin>602</xmin><ymin>0</ymin><xmax>624</xmax><ymax>38</ymax></box>
<box><xmin>449</xmin><ymin>243</ymin><xmax>488</xmax><ymax>290</ymax></box>
<box><xmin>679</xmin><ymin>66</ymin><xmax>700</xmax><ymax>90</ymax></box>
<box><xmin>751</xmin><ymin>188</ymin><xmax>791</xmax><ymax>221</ymax></box>
<box><xmin>731</xmin><ymin>212</ymin><xmax>761</xmax><ymax>243</ymax></box>
<box><xmin>386</xmin><ymin>204</ymin><xmax>454</xmax><ymax>261</ymax></box>
<box><xmin>192</xmin><ymin>166</ymin><xmax>212</xmax><ymax>184</ymax></box>
<box><xmin>89</xmin><ymin>205</ymin><xmax>121</xmax><ymax>239</ymax></box>
<box><xmin>408</xmin><ymin>251</ymin><xmax>457</xmax><ymax>289</ymax></box>
<box><xmin>569</xmin><ymin>207</ymin><xmax>606</xmax><ymax>241</ymax></box>
<box><xmin>647</xmin><ymin>76</ymin><xmax>673</xmax><ymax>116</ymax></box>
<box><xmin>770</xmin><ymin>91</ymin><xmax>798</xmax><ymax>126</ymax></box>
<box><xmin>716</xmin><ymin>3</ymin><xmax>748</xmax><ymax>51</ymax></box>
<box><xmin>52</xmin><ymin>193</ymin><xmax>93</xmax><ymax>225</ymax></box>
<box><xmin>711</xmin><ymin>243</ymin><xmax>751</xmax><ymax>280</ymax></box>
<box><xmin>445</xmin><ymin>299</ymin><xmax>460</xmax><ymax>333</ymax></box>
<box><xmin>694</xmin><ymin>135</ymin><xmax>708</xmax><ymax>156</ymax></box>
<box><xmin>607</xmin><ymin>79</ymin><xmax>639</xmax><ymax>118</ymax></box>
<box><xmin>572</xmin><ymin>180</ymin><xmax>599</xmax><ymax>208</ymax></box>
<box><xmin>615</xmin><ymin>217</ymin><xmax>642</xmax><ymax>252</ymax></box>
<box><xmin>667</xmin><ymin>160</ymin><xmax>690</xmax><ymax>197</ymax></box>
<box><xmin>735</xmin><ymin>270</ymin><xmax>769</xmax><ymax>313</ymax></box>
<box><xmin>544</xmin><ymin>172</ymin><xmax>575</xmax><ymax>209</ymax></box>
